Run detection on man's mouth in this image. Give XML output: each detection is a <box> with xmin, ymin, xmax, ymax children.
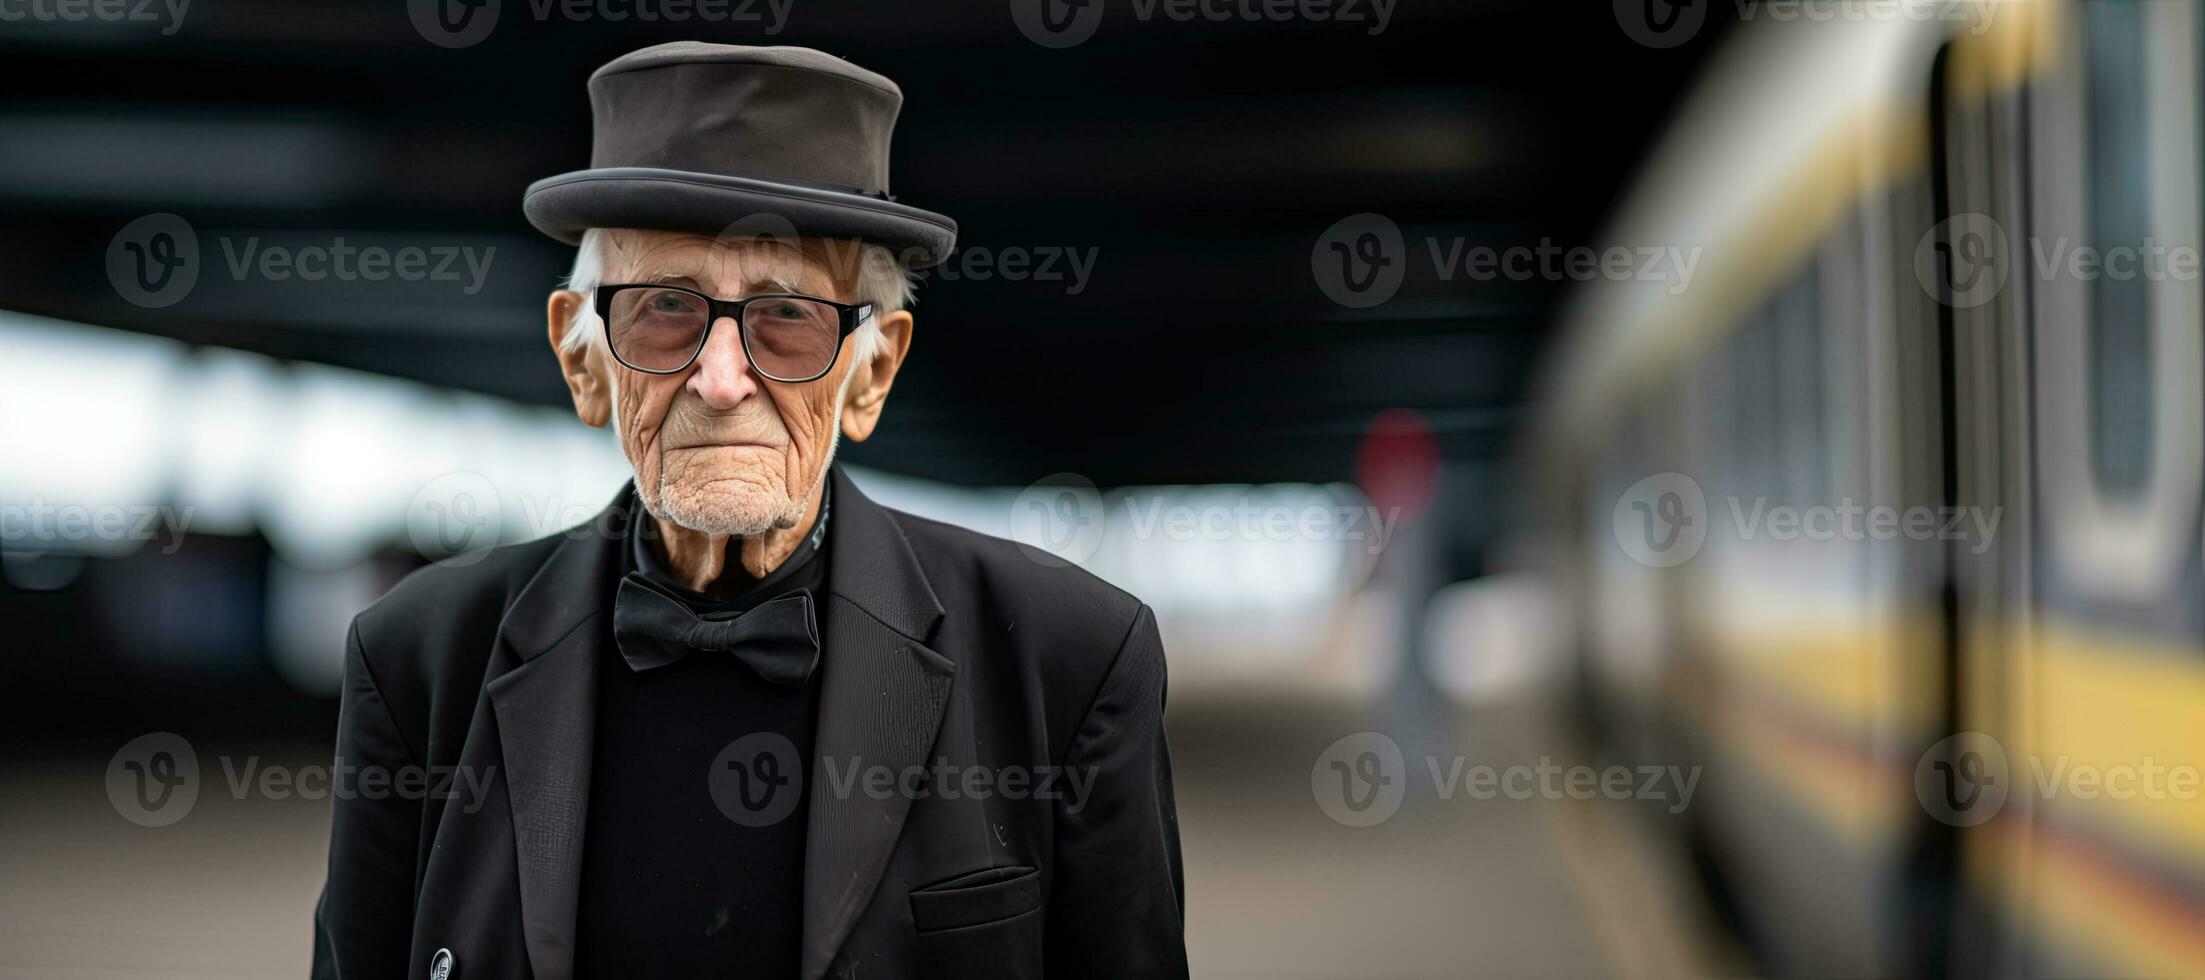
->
<box><xmin>667</xmin><ymin>440</ymin><xmax>781</xmax><ymax>453</ymax></box>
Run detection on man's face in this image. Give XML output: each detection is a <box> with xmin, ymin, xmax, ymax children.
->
<box><xmin>548</xmin><ymin>229</ymin><xmax>909</xmax><ymax>537</ymax></box>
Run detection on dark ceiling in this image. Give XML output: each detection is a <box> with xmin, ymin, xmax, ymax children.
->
<box><xmin>0</xmin><ymin>0</ymin><xmax>1727</xmax><ymax>487</ymax></box>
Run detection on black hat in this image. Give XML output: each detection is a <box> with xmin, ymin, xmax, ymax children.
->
<box><xmin>523</xmin><ymin>42</ymin><xmax>957</xmax><ymax>269</ymax></box>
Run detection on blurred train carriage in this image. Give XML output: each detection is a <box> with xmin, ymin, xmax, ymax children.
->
<box><xmin>1532</xmin><ymin>0</ymin><xmax>2205</xmax><ymax>975</ymax></box>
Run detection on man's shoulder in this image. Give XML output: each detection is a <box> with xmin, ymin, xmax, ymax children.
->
<box><xmin>879</xmin><ymin>505</ymin><xmax>1165</xmax><ymax>743</ymax></box>
<box><xmin>363</xmin><ymin>533</ymin><xmax>564</xmax><ymax>627</ymax></box>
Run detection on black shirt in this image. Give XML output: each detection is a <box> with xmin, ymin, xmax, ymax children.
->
<box><xmin>574</xmin><ymin>486</ymin><xmax>830</xmax><ymax>979</ymax></box>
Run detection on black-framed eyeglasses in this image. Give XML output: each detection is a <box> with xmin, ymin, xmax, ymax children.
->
<box><xmin>593</xmin><ymin>284</ymin><xmax>874</xmax><ymax>382</ymax></box>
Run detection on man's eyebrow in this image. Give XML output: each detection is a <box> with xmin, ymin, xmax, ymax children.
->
<box><xmin>626</xmin><ymin>270</ymin><xmax>826</xmax><ymax>295</ymax></box>
<box><xmin>727</xmin><ymin>272</ymin><xmax>820</xmax><ymax>296</ymax></box>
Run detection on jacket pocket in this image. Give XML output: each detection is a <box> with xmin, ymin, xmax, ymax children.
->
<box><xmin>909</xmin><ymin>865</ymin><xmax>1041</xmax><ymax>933</ymax></box>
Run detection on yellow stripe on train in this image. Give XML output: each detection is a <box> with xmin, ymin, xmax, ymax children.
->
<box><xmin>1684</xmin><ymin>610</ymin><xmax>2205</xmax><ymax>971</ymax></box>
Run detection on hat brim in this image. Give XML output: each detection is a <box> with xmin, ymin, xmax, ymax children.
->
<box><xmin>523</xmin><ymin>167</ymin><xmax>957</xmax><ymax>269</ymax></box>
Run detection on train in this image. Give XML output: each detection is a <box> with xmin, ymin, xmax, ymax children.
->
<box><xmin>1533</xmin><ymin>1</ymin><xmax>2205</xmax><ymax>975</ymax></box>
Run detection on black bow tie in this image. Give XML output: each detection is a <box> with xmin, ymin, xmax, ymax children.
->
<box><xmin>611</xmin><ymin>574</ymin><xmax>821</xmax><ymax>686</ymax></box>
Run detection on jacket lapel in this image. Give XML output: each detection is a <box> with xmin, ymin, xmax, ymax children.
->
<box><xmin>484</xmin><ymin>495</ymin><xmax>627</xmax><ymax>980</ymax></box>
<box><xmin>801</xmin><ymin>468</ymin><xmax>955</xmax><ymax>980</ymax></box>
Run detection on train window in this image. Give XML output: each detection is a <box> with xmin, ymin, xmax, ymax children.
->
<box><xmin>2084</xmin><ymin>2</ymin><xmax>2153</xmax><ymax>497</ymax></box>
<box><xmin>2030</xmin><ymin>0</ymin><xmax>2205</xmax><ymax>603</ymax></box>
<box><xmin>1730</xmin><ymin>310</ymin><xmax>1781</xmax><ymax>499</ymax></box>
<box><xmin>1775</xmin><ymin>264</ymin><xmax>1827</xmax><ymax>505</ymax></box>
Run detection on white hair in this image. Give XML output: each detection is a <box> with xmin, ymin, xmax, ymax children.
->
<box><xmin>558</xmin><ymin>227</ymin><xmax>913</xmax><ymax>372</ymax></box>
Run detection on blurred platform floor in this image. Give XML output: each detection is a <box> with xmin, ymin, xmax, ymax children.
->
<box><xmin>0</xmin><ymin>693</ymin><xmax>1738</xmax><ymax>979</ymax></box>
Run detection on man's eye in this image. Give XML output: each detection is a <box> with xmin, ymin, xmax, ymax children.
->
<box><xmin>649</xmin><ymin>294</ymin><xmax>693</xmax><ymax>314</ymax></box>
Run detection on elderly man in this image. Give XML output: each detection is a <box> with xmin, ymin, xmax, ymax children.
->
<box><xmin>312</xmin><ymin>42</ymin><xmax>1187</xmax><ymax>980</ymax></box>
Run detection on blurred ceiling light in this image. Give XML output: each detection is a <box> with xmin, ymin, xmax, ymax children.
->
<box><xmin>852</xmin><ymin>468</ymin><xmax>1373</xmax><ymax>616</ymax></box>
<box><xmin>0</xmin><ymin>312</ymin><xmax>177</xmax><ymax>557</ymax></box>
<box><xmin>0</xmin><ymin>309</ymin><xmax>632</xmax><ymax>568</ymax></box>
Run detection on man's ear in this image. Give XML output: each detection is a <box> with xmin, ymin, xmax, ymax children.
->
<box><xmin>841</xmin><ymin>309</ymin><xmax>914</xmax><ymax>443</ymax></box>
<box><xmin>548</xmin><ymin>290</ymin><xmax>613</xmax><ymax>428</ymax></box>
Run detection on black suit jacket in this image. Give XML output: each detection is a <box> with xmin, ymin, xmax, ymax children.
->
<box><xmin>311</xmin><ymin>468</ymin><xmax>1188</xmax><ymax>980</ymax></box>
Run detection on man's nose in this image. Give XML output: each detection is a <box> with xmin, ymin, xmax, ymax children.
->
<box><xmin>686</xmin><ymin>315</ymin><xmax>760</xmax><ymax>409</ymax></box>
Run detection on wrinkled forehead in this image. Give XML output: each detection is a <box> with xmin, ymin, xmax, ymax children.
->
<box><xmin>602</xmin><ymin>229</ymin><xmax>854</xmax><ymax>297</ymax></box>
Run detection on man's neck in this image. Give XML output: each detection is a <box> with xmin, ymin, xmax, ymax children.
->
<box><xmin>650</xmin><ymin>490</ymin><xmax>824</xmax><ymax>597</ymax></box>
